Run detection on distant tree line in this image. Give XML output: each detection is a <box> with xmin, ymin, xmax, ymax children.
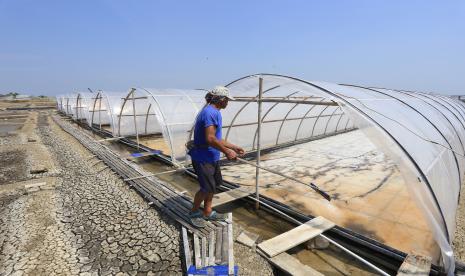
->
<box><xmin>0</xmin><ymin>92</ymin><xmax>47</xmax><ymax>99</ymax></box>
<box><xmin>0</xmin><ymin>92</ymin><xmax>19</xmax><ymax>98</ymax></box>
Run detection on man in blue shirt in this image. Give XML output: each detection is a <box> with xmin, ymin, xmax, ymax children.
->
<box><xmin>188</xmin><ymin>86</ymin><xmax>244</xmax><ymax>225</ymax></box>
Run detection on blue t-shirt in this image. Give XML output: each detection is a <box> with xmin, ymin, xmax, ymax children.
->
<box><xmin>189</xmin><ymin>105</ymin><xmax>222</xmax><ymax>163</ymax></box>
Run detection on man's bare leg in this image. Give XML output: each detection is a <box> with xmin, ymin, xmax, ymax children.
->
<box><xmin>192</xmin><ymin>190</ymin><xmax>206</xmax><ymax>212</ymax></box>
<box><xmin>203</xmin><ymin>192</ymin><xmax>214</xmax><ymax>216</ymax></box>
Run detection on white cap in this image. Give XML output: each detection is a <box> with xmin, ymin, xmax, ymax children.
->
<box><xmin>210</xmin><ymin>86</ymin><xmax>235</xmax><ymax>100</ymax></box>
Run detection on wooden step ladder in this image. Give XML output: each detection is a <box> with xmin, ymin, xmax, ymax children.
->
<box><xmin>182</xmin><ymin>213</ymin><xmax>237</xmax><ymax>275</ymax></box>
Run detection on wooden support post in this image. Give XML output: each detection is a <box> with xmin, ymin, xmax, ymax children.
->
<box><xmin>255</xmin><ymin>77</ymin><xmax>263</xmax><ymax>210</ymax></box>
<box><xmin>215</xmin><ymin>226</ymin><xmax>223</xmax><ymax>264</ymax></box>
<box><xmin>98</xmin><ymin>93</ymin><xmax>102</xmax><ymax>130</ymax></box>
<box><xmin>221</xmin><ymin>226</ymin><xmax>228</xmax><ymax>264</ymax></box>
<box><xmin>201</xmin><ymin>236</ymin><xmax>207</xmax><ymax>268</ymax></box>
<box><xmin>130</xmin><ymin>88</ymin><xmax>140</xmax><ymax>149</ymax></box>
<box><xmin>208</xmin><ymin>231</ymin><xmax>215</xmax><ymax>266</ymax></box>
<box><xmin>182</xmin><ymin>227</ymin><xmax>192</xmax><ymax>272</ymax></box>
<box><xmin>227</xmin><ymin>213</ymin><xmax>234</xmax><ymax>275</ymax></box>
<box><xmin>193</xmin><ymin>234</ymin><xmax>201</xmax><ymax>268</ymax></box>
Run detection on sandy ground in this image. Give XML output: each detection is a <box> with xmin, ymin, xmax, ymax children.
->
<box><xmin>454</xmin><ymin>178</ymin><xmax>465</xmax><ymax>263</ymax></box>
<box><xmin>0</xmin><ymin>109</ymin><xmax>273</xmax><ymax>275</ymax></box>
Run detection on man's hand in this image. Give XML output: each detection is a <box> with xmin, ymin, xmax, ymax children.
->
<box><xmin>233</xmin><ymin>146</ymin><xmax>245</xmax><ymax>156</ymax></box>
<box><xmin>225</xmin><ymin>148</ymin><xmax>238</xmax><ymax>160</ymax></box>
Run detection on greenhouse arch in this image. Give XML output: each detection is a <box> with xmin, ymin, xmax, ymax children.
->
<box><xmin>114</xmin><ymin>88</ymin><xmax>205</xmax><ymax>157</ymax></box>
<box><xmin>220</xmin><ymin>73</ymin><xmax>465</xmax><ymax>271</ymax></box>
<box><xmin>54</xmin><ymin>73</ymin><xmax>465</xmax><ymax>273</ymax></box>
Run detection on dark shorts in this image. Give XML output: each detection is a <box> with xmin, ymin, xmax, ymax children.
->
<box><xmin>192</xmin><ymin>161</ymin><xmax>223</xmax><ymax>193</ymax></box>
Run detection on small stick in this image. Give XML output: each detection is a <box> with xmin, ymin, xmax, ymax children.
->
<box><xmin>97</xmin><ymin>136</ymin><xmax>124</xmax><ymax>142</ymax></box>
<box><xmin>91</xmin><ymin>159</ymin><xmax>104</xmax><ymax>166</ymax></box>
<box><xmin>236</xmin><ymin>157</ymin><xmax>331</xmax><ymax>201</ymax></box>
<box><xmin>96</xmin><ymin>166</ymin><xmax>109</xmax><ymax>173</ymax></box>
<box><xmin>123</xmin><ymin>168</ymin><xmax>183</xmax><ymax>181</ymax></box>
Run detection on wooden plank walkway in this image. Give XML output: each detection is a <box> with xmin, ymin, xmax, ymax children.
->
<box><xmin>201</xmin><ymin>187</ymin><xmax>254</xmax><ymax>208</ymax></box>
<box><xmin>258</xmin><ymin>216</ymin><xmax>334</xmax><ymax>257</ymax></box>
<box><xmin>269</xmin><ymin>253</ymin><xmax>323</xmax><ymax>276</ymax></box>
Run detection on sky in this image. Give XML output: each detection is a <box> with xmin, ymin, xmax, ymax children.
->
<box><xmin>0</xmin><ymin>0</ymin><xmax>464</xmax><ymax>96</ymax></box>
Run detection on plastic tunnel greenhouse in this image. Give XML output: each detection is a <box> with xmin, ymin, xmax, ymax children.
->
<box><xmin>57</xmin><ymin>74</ymin><xmax>465</xmax><ymax>274</ymax></box>
<box><xmin>222</xmin><ymin>74</ymin><xmax>464</xmax><ymax>273</ymax></box>
<box><xmin>84</xmin><ymin>90</ymin><xmax>125</xmax><ymax>133</ymax></box>
<box><xmin>109</xmin><ymin>88</ymin><xmax>206</xmax><ymax>156</ymax></box>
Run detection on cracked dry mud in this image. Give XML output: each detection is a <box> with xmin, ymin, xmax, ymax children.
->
<box><xmin>0</xmin><ymin>114</ymin><xmax>182</xmax><ymax>275</ymax></box>
<box><xmin>0</xmin><ymin>112</ymin><xmax>274</xmax><ymax>276</ymax></box>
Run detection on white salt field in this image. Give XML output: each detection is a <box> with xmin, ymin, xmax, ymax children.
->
<box><xmin>221</xmin><ymin>130</ymin><xmax>439</xmax><ymax>261</ymax></box>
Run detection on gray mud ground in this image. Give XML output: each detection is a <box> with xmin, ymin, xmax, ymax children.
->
<box><xmin>454</xmin><ymin>177</ymin><xmax>465</xmax><ymax>263</ymax></box>
<box><xmin>0</xmin><ymin>110</ymin><xmax>273</xmax><ymax>275</ymax></box>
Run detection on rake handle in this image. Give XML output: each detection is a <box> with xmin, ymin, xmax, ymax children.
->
<box><xmin>236</xmin><ymin>157</ymin><xmax>331</xmax><ymax>201</ymax></box>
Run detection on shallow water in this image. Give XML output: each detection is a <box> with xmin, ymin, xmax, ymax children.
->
<box><xmin>221</xmin><ymin>130</ymin><xmax>439</xmax><ymax>261</ymax></box>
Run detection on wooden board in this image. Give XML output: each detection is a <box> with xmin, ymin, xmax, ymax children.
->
<box><xmin>236</xmin><ymin>230</ymin><xmax>260</xmax><ymax>248</ymax></box>
<box><xmin>258</xmin><ymin>216</ymin><xmax>334</xmax><ymax>257</ymax></box>
<box><xmin>215</xmin><ymin>226</ymin><xmax>223</xmax><ymax>264</ymax></box>
<box><xmin>210</xmin><ymin>188</ymin><xmax>255</xmax><ymax>208</ymax></box>
<box><xmin>201</xmin><ymin>237</ymin><xmax>207</xmax><ymax>268</ymax></box>
<box><xmin>397</xmin><ymin>252</ymin><xmax>431</xmax><ymax>276</ymax></box>
<box><xmin>208</xmin><ymin>231</ymin><xmax>215</xmax><ymax>266</ymax></box>
<box><xmin>181</xmin><ymin>227</ymin><xmax>192</xmax><ymax>271</ymax></box>
<box><xmin>193</xmin><ymin>234</ymin><xmax>201</xmax><ymax>268</ymax></box>
<box><xmin>269</xmin><ymin>252</ymin><xmax>323</xmax><ymax>276</ymax></box>
<box><xmin>227</xmin><ymin>213</ymin><xmax>234</xmax><ymax>275</ymax></box>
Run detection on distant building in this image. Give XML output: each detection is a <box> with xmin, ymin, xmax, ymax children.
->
<box><xmin>0</xmin><ymin>94</ymin><xmax>14</xmax><ymax>100</ymax></box>
<box><xmin>0</xmin><ymin>93</ymin><xmax>31</xmax><ymax>100</ymax></box>
<box><xmin>15</xmin><ymin>94</ymin><xmax>31</xmax><ymax>99</ymax></box>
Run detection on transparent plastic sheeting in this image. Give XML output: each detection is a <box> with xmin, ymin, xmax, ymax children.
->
<box><xmin>207</xmin><ymin>75</ymin><xmax>463</xmax><ymax>273</ymax></box>
<box><xmin>87</xmin><ymin>91</ymin><xmax>126</xmax><ymax>134</ymax></box>
<box><xmin>60</xmin><ymin>94</ymin><xmax>77</xmax><ymax>117</ymax></box>
<box><xmin>223</xmin><ymin>76</ymin><xmax>355</xmax><ymax>151</ymax></box>
<box><xmin>74</xmin><ymin>92</ymin><xmax>93</xmax><ymax>121</ymax></box>
<box><xmin>57</xmin><ymin>75</ymin><xmax>465</xmax><ymax>273</ymax></box>
<box><xmin>311</xmin><ymin>81</ymin><xmax>465</xmax><ymax>274</ymax></box>
<box><xmin>112</xmin><ymin>88</ymin><xmax>205</xmax><ymax>155</ymax></box>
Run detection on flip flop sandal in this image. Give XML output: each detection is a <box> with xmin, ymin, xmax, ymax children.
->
<box><xmin>203</xmin><ymin>210</ymin><xmax>226</xmax><ymax>221</ymax></box>
<box><xmin>189</xmin><ymin>210</ymin><xmax>202</xmax><ymax>218</ymax></box>
<box><xmin>190</xmin><ymin>217</ymin><xmax>206</xmax><ymax>228</ymax></box>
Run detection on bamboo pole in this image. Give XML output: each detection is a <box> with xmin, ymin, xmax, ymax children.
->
<box><xmin>131</xmin><ymin>88</ymin><xmax>140</xmax><ymax>149</ymax></box>
<box><xmin>255</xmin><ymin>77</ymin><xmax>263</xmax><ymax>209</ymax></box>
